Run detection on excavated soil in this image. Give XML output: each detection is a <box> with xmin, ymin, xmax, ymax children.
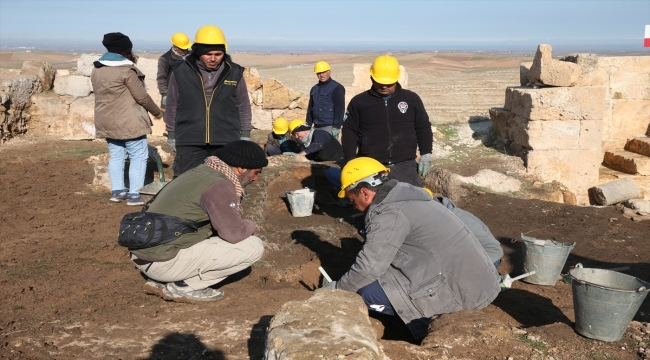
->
<box><xmin>1</xmin><ymin>134</ymin><xmax>649</xmax><ymax>359</ymax></box>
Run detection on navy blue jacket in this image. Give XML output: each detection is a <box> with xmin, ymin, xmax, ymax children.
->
<box><xmin>306</xmin><ymin>78</ymin><xmax>345</xmax><ymax>129</ymax></box>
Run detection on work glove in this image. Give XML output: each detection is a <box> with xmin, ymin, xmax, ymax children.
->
<box><xmin>160</xmin><ymin>95</ymin><xmax>166</xmax><ymax>110</ymax></box>
<box><xmin>322</xmin><ymin>280</ymin><xmax>338</xmax><ymax>290</ymax></box>
<box><xmin>282</xmin><ymin>152</ymin><xmax>298</xmax><ymax>156</ymax></box>
<box><xmin>240</xmin><ymin>130</ymin><xmax>251</xmax><ymax>141</ymax></box>
<box><xmin>331</xmin><ymin>128</ymin><xmax>340</xmax><ymax>138</ymax></box>
<box><xmin>166</xmin><ymin>131</ymin><xmax>176</xmax><ymax>152</ymax></box>
<box><xmin>418</xmin><ymin>153</ymin><xmax>432</xmax><ymax>177</ymax></box>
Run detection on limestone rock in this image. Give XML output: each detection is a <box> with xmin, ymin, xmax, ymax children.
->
<box><xmin>602</xmin><ymin>99</ymin><xmax>650</xmax><ymax>152</ymax></box>
<box><xmin>54</xmin><ymin>75</ymin><xmax>93</xmax><ymax>98</ymax></box>
<box><xmin>352</xmin><ymin>63</ymin><xmax>408</xmax><ymax>89</ymax></box>
<box><xmin>67</xmin><ymin>94</ymin><xmax>96</xmax><ymax>139</ymax></box>
<box><xmin>251</xmin><ymin>89</ymin><xmax>263</xmax><ymax>106</ymax></box>
<box><xmin>264</xmin><ymin>289</ymin><xmax>386</xmax><ymax>360</ymax></box>
<box><xmin>604</xmin><ymin>150</ymin><xmax>650</xmax><ymax>176</ymax></box>
<box><xmin>623</xmin><ymin>199</ymin><xmax>650</xmax><ymax>213</ymax></box>
<box><xmin>280</xmin><ymin>108</ymin><xmax>307</xmax><ymax>122</ymax></box>
<box><xmin>56</xmin><ymin>69</ymin><xmax>70</xmax><ymax>77</ymax></box>
<box><xmin>0</xmin><ymin>76</ymin><xmax>42</xmax><ymax>141</ymax></box>
<box><xmin>511</xmin><ymin>119</ymin><xmax>602</xmax><ymax>152</ymax></box>
<box><xmin>134</xmin><ymin>58</ymin><xmax>164</xmax><ymax>136</ymax></box>
<box><xmin>76</xmin><ymin>54</ymin><xmax>100</xmax><ymax>76</ymax></box>
<box><xmin>561</xmin><ymin>53</ymin><xmax>608</xmax><ymax>87</ymax></box>
<box><xmin>489</xmin><ymin>107</ymin><xmax>513</xmax><ymax>139</ymax></box>
<box><xmin>422</xmin><ymin>168</ymin><xmax>467</xmax><ymax>202</ymax></box>
<box><xmin>599</xmin><ymin>56</ymin><xmax>650</xmax><ymax>100</ymax></box>
<box><xmin>456</xmin><ymin>169</ymin><xmax>521</xmax><ymax>193</ymax></box>
<box><xmin>271</xmin><ymin>109</ymin><xmax>285</xmax><ymax>119</ymax></box>
<box><xmin>252</xmin><ymin>108</ymin><xmax>273</xmax><ymax>130</ymax></box>
<box><xmin>20</xmin><ymin>60</ymin><xmax>55</xmax><ymax>90</ymax></box>
<box><xmin>590</xmin><ymin>178</ymin><xmax>642</xmax><ymax>205</ymax></box>
<box><xmin>243</xmin><ymin>67</ymin><xmax>262</xmax><ymax>92</ymax></box>
<box><xmin>262</xmin><ymin>79</ymin><xmax>302</xmax><ymax>109</ymax></box>
<box><xmin>527</xmin><ymin>44</ymin><xmax>581</xmax><ymax>87</ymax></box>
<box><xmin>29</xmin><ymin>92</ymin><xmax>70</xmax><ymax>135</ymax></box>
<box><xmin>505</xmin><ymin>86</ymin><xmax>607</xmax><ymax>121</ymax></box>
<box><xmin>626</xmin><ymin>137</ymin><xmax>650</xmax><ymax>157</ymax></box>
<box><xmin>519</xmin><ymin>62</ymin><xmax>532</xmax><ymax>86</ymax></box>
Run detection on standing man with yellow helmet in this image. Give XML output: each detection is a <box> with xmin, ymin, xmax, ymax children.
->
<box><xmin>165</xmin><ymin>25</ymin><xmax>252</xmax><ymax>176</ymax></box>
<box><xmin>157</xmin><ymin>32</ymin><xmax>192</xmax><ymax>114</ymax></box>
<box><xmin>341</xmin><ymin>55</ymin><xmax>433</xmax><ymax>187</ymax></box>
<box><xmin>306</xmin><ymin>61</ymin><xmax>345</xmax><ymax>137</ymax></box>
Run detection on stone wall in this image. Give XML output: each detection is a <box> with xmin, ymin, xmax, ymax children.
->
<box><xmin>491</xmin><ymin>45</ymin><xmax>650</xmax><ymax>204</ymax></box>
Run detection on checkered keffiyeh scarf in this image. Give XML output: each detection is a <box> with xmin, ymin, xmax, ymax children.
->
<box><xmin>204</xmin><ymin>156</ymin><xmax>244</xmax><ymax>212</ymax></box>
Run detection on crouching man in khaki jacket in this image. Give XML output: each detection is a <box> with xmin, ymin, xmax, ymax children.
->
<box><xmin>130</xmin><ymin>141</ymin><xmax>267</xmax><ymax>302</ymax></box>
<box><xmin>323</xmin><ymin>157</ymin><xmax>501</xmax><ymax>339</ymax></box>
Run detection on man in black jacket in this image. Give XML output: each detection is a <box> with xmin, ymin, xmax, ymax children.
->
<box><xmin>156</xmin><ymin>32</ymin><xmax>191</xmax><ymax>112</ymax></box>
<box><xmin>165</xmin><ymin>25</ymin><xmax>252</xmax><ymax>177</ymax></box>
<box><xmin>306</xmin><ymin>61</ymin><xmax>345</xmax><ymax>137</ymax></box>
<box><xmin>341</xmin><ymin>55</ymin><xmax>433</xmax><ymax>186</ymax></box>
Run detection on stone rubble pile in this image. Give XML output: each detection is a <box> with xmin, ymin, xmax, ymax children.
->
<box><xmin>490</xmin><ymin>44</ymin><xmax>650</xmax><ymax>204</ymax></box>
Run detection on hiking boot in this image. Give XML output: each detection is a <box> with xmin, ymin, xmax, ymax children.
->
<box><xmin>144</xmin><ymin>278</ymin><xmax>165</xmax><ymax>289</ymax></box>
<box><xmin>162</xmin><ymin>281</ymin><xmax>224</xmax><ymax>302</ymax></box>
<box><xmin>126</xmin><ymin>194</ymin><xmax>145</xmax><ymax>206</ymax></box>
<box><xmin>110</xmin><ymin>190</ymin><xmax>129</xmax><ymax>202</ymax></box>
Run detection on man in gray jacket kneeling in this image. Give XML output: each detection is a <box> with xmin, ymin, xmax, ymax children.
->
<box><xmin>323</xmin><ymin>157</ymin><xmax>501</xmax><ymax>339</ymax></box>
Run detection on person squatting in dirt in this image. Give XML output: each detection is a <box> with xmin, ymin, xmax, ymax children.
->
<box><xmin>264</xmin><ymin>117</ymin><xmax>300</xmax><ymax>156</ymax></box>
<box><xmin>164</xmin><ymin>25</ymin><xmax>252</xmax><ymax>177</ymax></box>
<box><xmin>286</xmin><ymin>119</ymin><xmax>344</xmax><ymax>162</ymax></box>
<box><xmin>306</xmin><ymin>61</ymin><xmax>346</xmax><ymax>137</ymax></box>
<box><xmin>129</xmin><ymin>141</ymin><xmax>267</xmax><ymax>302</ymax></box>
<box><xmin>333</xmin><ymin>55</ymin><xmax>433</xmax><ymax>189</ymax></box>
<box><xmin>322</xmin><ymin>157</ymin><xmax>501</xmax><ymax>339</ymax></box>
<box><xmin>91</xmin><ymin>32</ymin><xmax>163</xmax><ymax>207</ymax></box>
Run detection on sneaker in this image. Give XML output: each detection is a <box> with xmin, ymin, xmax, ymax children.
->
<box><xmin>162</xmin><ymin>281</ymin><xmax>224</xmax><ymax>302</ymax></box>
<box><xmin>126</xmin><ymin>194</ymin><xmax>145</xmax><ymax>206</ymax></box>
<box><xmin>144</xmin><ymin>278</ymin><xmax>165</xmax><ymax>289</ymax></box>
<box><xmin>110</xmin><ymin>190</ymin><xmax>129</xmax><ymax>202</ymax></box>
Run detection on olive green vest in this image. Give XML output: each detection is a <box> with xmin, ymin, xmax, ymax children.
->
<box><xmin>131</xmin><ymin>165</ymin><xmax>228</xmax><ymax>261</ymax></box>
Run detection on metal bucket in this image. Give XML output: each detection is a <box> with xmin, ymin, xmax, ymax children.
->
<box><xmin>569</xmin><ymin>264</ymin><xmax>649</xmax><ymax>342</ymax></box>
<box><xmin>286</xmin><ymin>188</ymin><xmax>316</xmax><ymax>217</ymax></box>
<box><xmin>521</xmin><ymin>235</ymin><xmax>575</xmax><ymax>285</ymax></box>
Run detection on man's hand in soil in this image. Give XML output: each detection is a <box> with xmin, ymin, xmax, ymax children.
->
<box><xmin>322</xmin><ymin>280</ymin><xmax>338</xmax><ymax>290</ymax></box>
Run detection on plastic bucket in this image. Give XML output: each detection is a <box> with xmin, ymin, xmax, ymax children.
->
<box><xmin>286</xmin><ymin>188</ymin><xmax>316</xmax><ymax>217</ymax></box>
<box><xmin>570</xmin><ymin>264</ymin><xmax>649</xmax><ymax>342</ymax></box>
<box><xmin>521</xmin><ymin>235</ymin><xmax>575</xmax><ymax>285</ymax></box>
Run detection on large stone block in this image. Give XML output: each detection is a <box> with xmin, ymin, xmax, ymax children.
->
<box><xmin>526</xmin><ymin>148</ymin><xmax>602</xmax><ymax>205</ymax></box>
<box><xmin>602</xmin><ymin>99</ymin><xmax>650</xmax><ymax>151</ymax></box>
<box><xmin>0</xmin><ymin>76</ymin><xmax>42</xmax><ymax>141</ymax></box>
<box><xmin>561</xmin><ymin>53</ymin><xmax>608</xmax><ymax>87</ymax></box>
<box><xmin>53</xmin><ymin>75</ymin><xmax>92</xmax><ymax>98</ymax></box>
<box><xmin>67</xmin><ymin>94</ymin><xmax>96</xmax><ymax>139</ymax></box>
<box><xmin>265</xmin><ymin>289</ymin><xmax>386</xmax><ymax>360</ymax></box>
<box><xmin>515</xmin><ymin>119</ymin><xmax>602</xmax><ymax>151</ymax></box>
<box><xmin>29</xmin><ymin>92</ymin><xmax>70</xmax><ymax>135</ymax></box>
<box><xmin>352</xmin><ymin>63</ymin><xmax>408</xmax><ymax>89</ymax></box>
<box><xmin>280</xmin><ymin>108</ymin><xmax>307</xmax><ymax>122</ymax></box>
<box><xmin>488</xmin><ymin>107</ymin><xmax>513</xmax><ymax>139</ymax></box>
<box><xmin>250</xmin><ymin>89</ymin><xmax>263</xmax><ymax>106</ymax></box>
<box><xmin>20</xmin><ymin>60</ymin><xmax>55</xmax><ymax>90</ymax></box>
<box><xmin>519</xmin><ymin>62</ymin><xmax>532</xmax><ymax>86</ymax></box>
<box><xmin>507</xmin><ymin>86</ymin><xmax>607</xmax><ymax>121</ymax></box>
<box><xmin>625</xmin><ymin>137</ymin><xmax>650</xmax><ymax>157</ymax></box>
<box><xmin>252</xmin><ymin>108</ymin><xmax>273</xmax><ymax>130</ymax></box>
<box><xmin>527</xmin><ymin>44</ymin><xmax>581</xmax><ymax>87</ymax></box>
<box><xmin>262</xmin><ymin>79</ymin><xmax>302</xmax><ymax>109</ymax></box>
<box><xmin>76</xmin><ymin>54</ymin><xmax>100</xmax><ymax>76</ymax></box>
<box><xmin>243</xmin><ymin>67</ymin><xmax>262</xmax><ymax>92</ymax></box>
<box><xmin>599</xmin><ymin>56</ymin><xmax>650</xmax><ymax>100</ymax></box>
<box><xmin>604</xmin><ymin>150</ymin><xmax>650</xmax><ymax>176</ymax></box>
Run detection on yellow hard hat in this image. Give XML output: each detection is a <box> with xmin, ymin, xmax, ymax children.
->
<box><xmin>288</xmin><ymin>119</ymin><xmax>308</xmax><ymax>133</ymax></box>
<box><xmin>370</xmin><ymin>55</ymin><xmax>400</xmax><ymax>85</ymax></box>
<box><xmin>314</xmin><ymin>61</ymin><xmax>331</xmax><ymax>73</ymax></box>
<box><xmin>272</xmin><ymin>118</ymin><xmax>289</xmax><ymax>135</ymax></box>
<box><xmin>194</xmin><ymin>25</ymin><xmax>228</xmax><ymax>50</ymax></box>
<box><xmin>338</xmin><ymin>157</ymin><xmax>390</xmax><ymax>198</ymax></box>
<box><xmin>171</xmin><ymin>32</ymin><xmax>192</xmax><ymax>50</ymax></box>
<box><xmin>423</xmin><ymin>188</ymin><xmax>434</xmax><ymax>198</ymax></box>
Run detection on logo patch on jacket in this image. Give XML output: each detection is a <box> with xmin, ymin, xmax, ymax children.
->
<box><xmin>229</xmin><ymin>202</ymin><xmax>236</xmax><ymax>208</ymax></box>
<box><xmin>224</xmin><ymin>80</ymin><xmax>238</xmax><ymax>86</ymax></box>
<box><xmin>397</xmin><ymin>101</ymin><xmax>408</xmax><ymax>113</ymax></box>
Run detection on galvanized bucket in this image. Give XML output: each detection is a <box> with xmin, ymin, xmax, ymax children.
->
<box><xmin>569</xmin><ymin>264</ymin><xmax>649</xmax><ymax>342</ymax></box>
<box><xmin>286</xmin><ymin>188</ymin><xmax>316</xmax><ymax>217</ymax></box>
<box><xmin>521</xmin><ymin>235</ymin><xmax>576</xmax><ymax>285</ymax></box>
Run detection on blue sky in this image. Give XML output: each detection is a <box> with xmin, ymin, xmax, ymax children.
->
<box><xmin>1</xmin><ymin>0</ymin><xmax>649</xmax><ymax>52</ymax></box>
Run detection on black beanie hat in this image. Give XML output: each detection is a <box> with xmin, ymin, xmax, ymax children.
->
<box><xmin>215</xmin><ymin>140</ymin><xmax>268</xmax><ymax>169</ymax></box>
<box><xmin>102</xmin><ymin>32</ymin><xmax>133</xmax><ymax>53</ymax></box>
<box><xmin>192</xmin><ymin>43</ymin><xmax>226</xmax><ymax>58</ymax></box>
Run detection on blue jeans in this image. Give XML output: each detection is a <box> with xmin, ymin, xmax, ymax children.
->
<box><xmin>358</xmin><ymin>280</ymin><xmax>395</xmax><ymax>316</ymax></box>
<box><xmin>107</xmin><ymin>136</ymin><xmax>148</xmax><ymax>194</ymax></box>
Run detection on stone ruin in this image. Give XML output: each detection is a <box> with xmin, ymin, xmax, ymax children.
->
<box><xmin>490</xmin><ymin>44</ymin><xmax>650</xmax><ymax>205</ymax></box>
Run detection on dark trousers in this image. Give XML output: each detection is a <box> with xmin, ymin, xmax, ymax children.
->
<box><xmin>173</xmin><ymin>145</ymin><xmax>224</xmax><ymax>177</ymax></box>
<box><xmin>386</xmin><ymin>159</ymin><xmax>421</xmax><ymax>187</ymax></box>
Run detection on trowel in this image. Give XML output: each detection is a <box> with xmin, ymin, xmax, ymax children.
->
<box><xmin>137</xmin><ymin>154</ymin><xmax>168</xmax><ymax>195</ymax></box>
<box><xmin>500</xmin><ymin>271</ymin><xmax>536</xmax><ymax>290</ymax></box>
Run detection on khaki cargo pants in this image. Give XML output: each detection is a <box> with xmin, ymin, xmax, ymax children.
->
<box><xmin>132</xmin><ymin>236</ymin><xmax>264</xmax><ymax>290</ymax></box>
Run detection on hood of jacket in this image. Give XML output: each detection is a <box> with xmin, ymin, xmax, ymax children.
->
<box><xmin>367</xmin><ymin>179</ymin><xmax>429</xmax><ymax>215</ymax></box>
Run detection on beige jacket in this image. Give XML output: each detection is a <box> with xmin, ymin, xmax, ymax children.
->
<box><xmin>91</xmin><ymin>62</ymin><xmax>161</xmax><ymax>139</ymax></box>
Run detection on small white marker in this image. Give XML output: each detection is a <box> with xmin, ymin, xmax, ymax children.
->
<box><xmin>318</xmin><ymin>266</ymin><xmax>333</xmax><ymax>283</ymax></box>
